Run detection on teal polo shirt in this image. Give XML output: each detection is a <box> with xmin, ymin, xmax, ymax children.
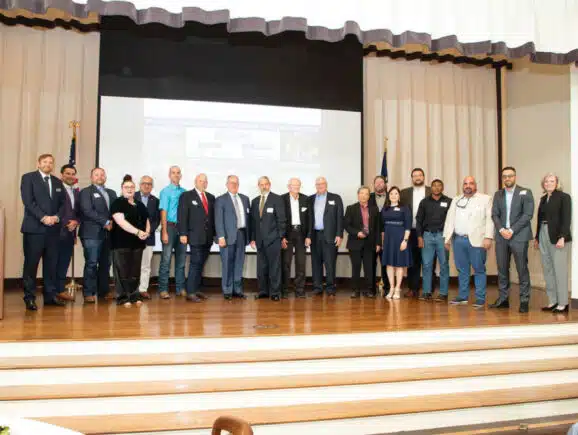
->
<box><xmin>159</xmin><ymin>183</ymin><xmax>186</xmax><ymax>223</ymax></box>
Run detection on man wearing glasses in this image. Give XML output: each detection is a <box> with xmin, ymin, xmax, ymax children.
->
<box><xmin>490</xmin><ymin>167</ymin><xmax>534</xmax><ymax>313</ymax></box>
<box><xmin>443</xmin><ymin>176</ymin><xmax>494</xmax><ymax>308</ymax></box>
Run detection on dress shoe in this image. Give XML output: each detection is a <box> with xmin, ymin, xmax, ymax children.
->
<box><xmin>140</xmin><ymin>291</ymin><xmax>152</xmax><ymax>300</ymax></box>
<box><xmin>418</xmin><ymin>293</ymin><xmax>433</xmax><ymax>301</ymax></box>
<box><xmin>104</xmin><ymin>291</ymin><xmax>116</xmax><ymax>300</ymax></box>
<box><xmin>541</xmin><ymin>304</ymin><xmax>557</xmax><ymax>311</ymax></box>
<box><xmin>489</xmin><ymin>299</ymin><xmax>510</xmax><ymax>309</ymax></box>
<box><xmin>195</xmin><ymin>292</ymin><xmax>208</xmax><ymax>300</ymax></box>
<box><xmin>254</xmin><ymin>292</ymin><xmax>269</xmax><ymax>300</ymax></box>
<box><xmin>434</xmin><ymin>294</ymin><xmax>448</xmax><ymax>303</ymax></box>
<box><xmin>25</xmin><ymin>300</ymin><xmax>38</xmax><ymax>311</ymax></box>
<box><xmin>519</xmin><ymin>302</ymin><xmax>529</xmax><ymax>313</ymax></box>
<box><xmin>271</xmin><ymin>295</ymin><xmax>280</xmax><ymax>301</ymax></box>
<box><xmin>224</xmin><ymin>294</ymin><xmax>232</xmax><ymax>301</ymax></box>
<box><xmin>84</xmin><ymin>295</ymin><xmax>96</xmax><ymax>304</ymax></box>
<box><xmin>350</xmin><ymin>291</ymin><xmax>360</xmax><ymax>299</ymax></box>
<box><xmin>233</xmin><ymin>293</ymin><xmax>247</xmax><ymax>300</ymax></box>
<box><xmin>312</xmin><ymin>289</ymin><xmax>324</xmax><ymax>296</ymax></box>
<box><xmin>44</xmin><ymin>299</ymin><xmax>66</xmax><ymax>307</ymax></box>
<box><xmin>363</xmin><ymin>292</ymin><xmax>375</xmax><ymax>298</ymax></box>
<box><xmin>56</xmin><ymin>291</ymin><xmax>75</xmax><ymax>302</ymax></box>
<box><xmin>553</xmin><ymin>305</ymin><xmax>569</xmax><ymax>314</ymax></box>
<box><xmin>295</xmin><ymin>291</ymin><xmax>306</xmax><ymax>299</ymax></box>
<box><xmin>186</xmin><ymin>294</ymin><xmax>202</xmax><ymax>303</ymax></box>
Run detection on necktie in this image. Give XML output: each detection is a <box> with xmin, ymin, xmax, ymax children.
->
<box><xmin>259</xmin><ymin>195</ymin><xmax>265</xmax><ymax>217</ymax></box>
<box><xmin>44</xmin><ymin>176</ymin><xmax>51</xmax><ymax>198</ymax></box>
<box><xmin>201</xmin><ymin>192</ymin><xmax>209</xmax><ymax>214</ymax></box>
<box><xmin>99</xmin><ymin>186</ymin><xmax>110</xmax><ymax>208</ymax></box>
<box><xmin>233</xmin><ymin>195</ymin><xmax>243</xmax><ymax>228</ymax></box>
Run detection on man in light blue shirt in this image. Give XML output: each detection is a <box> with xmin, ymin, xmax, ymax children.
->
<box><xmin>314</xmin><ymin>191</ymin><xmax>326</xmax><ymax>230</ymax></box>
<box><xmin>158</xmin><ymin>166</ymin><xmax>187</xmax><ymax>299</ymax></box>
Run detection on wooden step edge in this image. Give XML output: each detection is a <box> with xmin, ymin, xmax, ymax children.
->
<box><xmin>2</xmin><ymin>335</ymin><xmax>578</xmax><ymax>369</ymax></box>
<box><xmin>437</xmin><ymin>415</ymin><xmax>578</xmax><ymax>435</ymax></box>
<box><xmin>34</xmin><ymin>382</ymin><xmax>578</xmax><ymax>434</ymax></box>
<box><xmin>2</xmin><ymin>358</ymin><xmax>578</xmax><ymax>400</ymax></box>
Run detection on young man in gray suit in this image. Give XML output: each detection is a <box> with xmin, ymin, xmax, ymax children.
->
<box><xmin>490</xmin><ymin>166</ymin><xmax>535</xmax><ymax>313</ymax></box>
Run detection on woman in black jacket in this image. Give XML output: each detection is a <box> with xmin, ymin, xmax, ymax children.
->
<box><xmin>534</xmin><ymin>173</ymin><xmax>571</xmax><ymax>313</ymax></box>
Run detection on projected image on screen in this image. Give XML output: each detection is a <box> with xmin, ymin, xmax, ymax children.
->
<box><xmin>99</xmin><ymin>97</ymin><xmax>362</xmax><ymax>252</ymax></box>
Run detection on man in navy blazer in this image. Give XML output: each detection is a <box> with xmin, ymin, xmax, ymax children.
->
<box><xmin>79</xmin><ymin>167</ymin><xmax>117</xmax><ymax>303</ymax></box>
<box><xmin>214</xmin><ymin>175</ymin><xmax>251</xmax><ymax>300</ymax></box>
<box><xmin>135</xmin><ymin>175</ymin><xmax>160</xmax><ymax>299</ymax></box>
<box><xmin>53</xmin><ymin>164</ymin><xmax>80</xmax><ymax>303</ymax></box>
<box><xmin>20</xmin><ymin>154</ymin><xmax>67</xmax><ymax>310</ymax></box>
<box><xmin>178</xmin><ymin>173</ymin><xmax>215</xmax><ymax>302</ymax></box>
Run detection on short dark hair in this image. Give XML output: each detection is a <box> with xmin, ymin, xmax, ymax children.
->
<box><xmin>373</xmin><ymin>175</ymin><xmax>386</xmax><ymax>184</ymax></box>
<box><xmin>411</xmin><ymin>168</ymin><xmax>425</xmax><ymax>177</ymax></box>
<box><xmin>60</xmin><ymin>164</ymin><xmax>77</xmax><ymax>174</ymax></box>
<box><xmin>431</xmin><ymin>178</ymin><xmax>444</xmax><ymax>186</ymax></box>
<box><xmin>502</xmin><ymin>166</ymin><xmax>516</xmax><ymax>174</ymax></box>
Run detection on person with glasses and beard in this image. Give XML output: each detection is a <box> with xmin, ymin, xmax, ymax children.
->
<box><xmin>369</xmin><ymin>175</ymin><xmax>390</xmax><ymax>295</ymax></box>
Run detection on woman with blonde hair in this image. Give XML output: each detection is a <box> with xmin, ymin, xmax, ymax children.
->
<box><xmin>534</xmin><ymin>173</ymin><xmax>571</xmax><ymax>313</ymax></box>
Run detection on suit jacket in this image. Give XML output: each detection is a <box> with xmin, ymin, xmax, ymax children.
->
<box><xmin>250</xmin><ymin>192</ymin><xmax>286</xmax><ymax>247</ymax></box>
<box><xmin>177</xmin><ymin>189</ymin><xmax>215</xmax><ymax>246</ymax></box>
<box><xmin>20</xmin><ymin>171</ymin><xmax>66</xmax><ymax>234</ymax></box>
<box><xmin>443</xmin><ymin>192</ymin><xmax>494</xmax><ymax>248</ymax></box>
<box><xmin>536</xmin><ymin>190</ymin><xmax>572</xmax><ymax>244</ymax></box>
<box><xmin>78</xmin><ymin>184</ymin><xmax>118</xmax><ymax>240</ymax></box>
<box><xmin>368</xmin><ymin>192</ymin><xmax>388</xmax><ymax>211</ymax></box>
<box><xmin>214</xmin><ymin>192</ymin><xmax>251</xmax><ymax>245</ymax></box>
<box><xmin>135</xmin><ymin>191</ymin><xmax>160</xmax><ymax>246</ymax></box>
<box><xmin>492</xmin><ymin>185</ymin><xmax>535</xmax><ymax>242</ymax></box>
<box><xmin>344</xmin><ymin>202</ymin><xmax>382</xmax><ymax>250</ymax></box>
<box><xmin>60</xmin><ymin>186</ymin><xmax>80</xmax><ymax>239</ymax></box>
<box><xmin>308</xmin><ymin>192</ymin><xmax>344</xmax><ymax>242</ymax></box>
<box><xmin>281</xmin><ymin>192</ymin><xmax>310</xmax><ymax>238</ymax></box>
<box><xmin>400</xmin><ymin>186</ymin><xmax>432</xmax><ymax>217</ymax></box>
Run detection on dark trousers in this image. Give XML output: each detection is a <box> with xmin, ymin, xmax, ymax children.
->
<box><xmin>406</xmin><ymin>229</ymin><xmax>422</xmax><ymax>292</ymax></box>
<box><xmin>220</xmin><ymin>229</ymin><xmax>246</xmax><ymax>296</ymax></box>
<box><xmin>81</xmin><ymin>237</ymin><xmax>111</xmax><ymax>298</ymax></box>
<box><xmin>311</xmin><ymin>230</ymin><xmax>338</xmax><ymax>294</ymax></box>
<box><xmin>349</xmin><ymin>243</ymin><xmax>375</xmax><ymax>293</ymax></box>
<box><xmin>495</xmin><ymin>237</ymin><xmax>531</xmax><ymax>304</ymax></box>
<box><xmin>55</xmin><ymin>232</ymin><xmax>75</xmax><ymax>295</ymax></box>
<box><xmin>187</xmin><ymin>244</ymin><xmax>211</xmax><ymax>295</ymax></box>
<box><xmin>282</xmin><ymin>228</ymin><xmax>306</xmax><ymax>295</ymax></box>
<box><xmin>257</xmin><ymin>239</ymin><xmax>282</xmax><ymax>297</ymax></box>
<box><xmin>113</xmin><ymin>248</ymin><xmax>143</xmax><ymax>304</ymax></box>
<box><xmin>22</xmin><ymin>231</ymin><xmax>59</xmax><ymax>302</ymax></box>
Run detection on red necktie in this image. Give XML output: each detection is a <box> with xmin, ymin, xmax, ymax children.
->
<box><xmin>201</xmin><ymin>192</ymin><xmax>209</xmax><ymax>214</ymax></box>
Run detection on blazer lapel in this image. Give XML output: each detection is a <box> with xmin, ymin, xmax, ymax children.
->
<box><xmin>323</xmin><ymin>194</ymin><xmax>330</xmax><ymax>216</ymax></box>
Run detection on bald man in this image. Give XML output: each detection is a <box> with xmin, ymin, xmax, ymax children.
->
<box><xmin>307</xmin><ymin>177</ymin><xmax>344</xmax><ymax>296</ymax></box>
<box><xmin>178</xmin><ymin>173</ymin><xmax>215</xmax><ymax>302</ymax></box>
<box><xmin>443</xmin><ymin>176</ymin><xmax>494</xmax><ymax>308</ymax></box>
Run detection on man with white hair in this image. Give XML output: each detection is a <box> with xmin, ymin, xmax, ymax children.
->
<box><xmin>307</xmin><ymin>177</ymin><xmax>344</xmax><ymax>297</ymax></box>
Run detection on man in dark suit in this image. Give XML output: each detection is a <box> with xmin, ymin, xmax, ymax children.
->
<box><xmin>178</xmin><ymin>173</ymin><xmax>215</xmax><ymax>303</ymax></box>
<box><xmin>400</xmin><ymin>168</ymin><xmax>431</xmax><ymax>297</ymax></box>
<box><xmin>490</xmin><ymin>166</ymin><xmax>535</xmax><ymax>313</ymax></box>
<box><xmin>135</xmin><ymin>175</ymin><xmax>160</xmax><ymax>299</ymax></box>
<box><xmin>307</xmin><ymin>176</ymin><xmax>344</xmax><ymax>296</ymax></box>
<box><xmin>53</xmin><ymin>164</ymin><xmax>80</xmax><ymax>303</ymax></box>
<box><xmin>79</xmin><ymin>167</ymin><xmax>117</xmax><ymax>303</ymax></box>
<box><xmin>345</xmin><ymin>186</ymin><xmax>382</xmax><ymax>298</ymax></box>
<box><xmin>251</xmin><ymin>176</ymin><xmax>286</xmax><ymax>301</ymax></box>
<box><xmin>369</xmin><ymin>175</ymin><xmax>389</xmax><ymax>294</ymax></box>
<box><xmin>20</xmin><ymin>153</ymin><xmax>67</xmax><ymax>310</ymax></box>
<box><xmin>214</xmin><ymin>175</ymin><xmax>251</xmax><ymax>300</ymax></box>
<box><xmin>281</xmin><ymin>177</ymin><xmax>310</xmax><ymax>299</ymax></box>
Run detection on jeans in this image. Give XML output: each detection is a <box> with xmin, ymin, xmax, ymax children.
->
<box><xmin>187</xmin><ymin>244</ymin><xmax>210</xmax><ymax>295</ymax></box>
<box><xmin>453</xmin><ymin>235</ymin><xmax>487</xmax><ymax>302</ymax></box>
<box><xmin>158</xmin><ymin>224</ymin><xmax>186</xmax><ymax>293</ymax></box>
<box><xmin>82</xmin><ymin>237</ymin><xmax>111</xmax><ymax>297</ymax></box>
<box><xmin>421</xmin><ymin>232</ymin><xmax>449</xmax><ymax>295</ymax></box>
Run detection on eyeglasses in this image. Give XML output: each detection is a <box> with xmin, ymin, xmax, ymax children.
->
<box><xmin>501</xmin><ymin>174</ymin><xmax>516</xmax><ymax>179</ymax></box>
<box><xmin>140</xmin><ymin>182</ymin><xmax>152</xmax><ymax>186</ymax></box>
<box><xmin>456</xmin><ymin>196</ymin><xmax>472</xmax><ymax>209</ymax></box>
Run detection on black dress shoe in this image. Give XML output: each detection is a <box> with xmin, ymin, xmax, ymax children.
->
<box><xmin>350</xmin><ymin>291</ymin><xmax>360</xmax><ymax>299</ymax></box>
<box><xmin>363</xmin><ymin>292</ymin><xmax>375</xmax><ymax>298</ymax></box>
<box><xmin>553</xmin><ymin>305</ymin><xmax>569</xmax><ymax>313</ymax></box>
<box><xmin>271</xmin><ymin>295</ymin><xmax>280</xmax><ymax>301</ymax></box>
<box><xmin>224</xmin><ymin>294</ymin><xmax>233</xmax><ymax>301</ymax></box>
<box><xmin>44</xmin><ymin>299</ymin><xmax>66</xmax><ymax>307</ymax></box>
<box><xmin>312</xmin><ymin>289</ymin><xmax>324</xmax><ymax>296</ymax></box>
<box><xmin>25</xmin><ymin>300</ymin><xmax>38</xmax><ymax>311</ymax></box>
<box><xmin>519</xmin><ymin>303</ymin><xmax>529</xmax><ymax>313</ymax></box>
<box><xmin>295</xmin><ymin>291</ymin><xmax>306</xmax><ymax>299</ymax></box>
<box><xmin>254</xmin><ymin>293</ymin><xmax>269</xmax><ymax>300</ymax></box>
<box><xmin>541</xmin><ymin>305</ymin><xmax>557</xmax><ymax>311</ymax></box>
<box><xmin>233</xmin><ymin>293</ymin><xmax>247</xmax><ymax>300</ymax></box>
<box><xmin>489</xmin><ymin>299</ymin><xmax>510</xmax><ymax>309</ymax></box>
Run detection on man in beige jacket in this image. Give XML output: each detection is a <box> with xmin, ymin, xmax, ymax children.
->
<box><xmin>443</xmin><ymin>176</ymin><xmax>494</xmax><ymax>308</ymax></box>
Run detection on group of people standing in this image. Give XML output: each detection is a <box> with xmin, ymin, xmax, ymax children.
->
<box><xmin>20</xmin><ymin>154</ymin><xmax>571</xmax><ymax>315</ymax></box>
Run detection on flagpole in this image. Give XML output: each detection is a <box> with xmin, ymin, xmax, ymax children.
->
<box><xmin>66</xmin><ymin>121</ymin><xmax>82</xmax><ymax>298</ymax></box>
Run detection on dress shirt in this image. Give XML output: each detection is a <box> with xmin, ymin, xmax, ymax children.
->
<box><xmin>360</xmin><ymin>202</ymin><xmax>369</xmax><ymax>233</ymax></box>
<box><xmin>314</xmin><ymin>193</ymin><xmax>327</xmax><ymax>230</ymax></box>
<box><xmin>289</xmin><ymin>194</ymin><xmax>301</xmax><ymax>225</ymax></box>
<box><xmin>505</xmin><ymin>185</ymin><xmax>515</xmax><ymax>229</ymax></box>
<box><xmin>159</xmin><ymin>183</ymin><xmax>186</xmax><ymax>223</ymax></box>
<box><xmin>415</xmin><ymin>195</ymin><xmax>451</xmax><ymax>237</ymax></box>
<box><xmin>140</xmin><ymin>193</ymin><xmax>149</xmax><ymax>207</ymax></box>
<box><xmin>228</xmin><ymin>192</ymin><xmax>246</xmax><ymax>229</ymax></box>
<box><xmin>374</xmin><ymin>193</ymin><xmax>387</xmax><ymax>211</ymax></box>
<box><xmin>64</xmin><ymin>184</ymin><xmax>75</xmax><ymax>209</ymax></box>
<box><xmin>39</xmin><ymin>170</ymin><xmax>52</xmax><ymax>198</ymax></box>
<box><xmin>96</xmin><ymin>185</ymin><xmax>110</xmax><ymax>208</ymax></box>
<box><xmin>412</xmin><ymin>186</ymin><xmax>426</xmax><ymax>228</ymax></box>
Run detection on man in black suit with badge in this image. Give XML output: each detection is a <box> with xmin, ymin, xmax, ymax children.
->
<box><xmin>20</xmin><ymin>153</ymin><xmax>67</xmax><ymax>310</ymax></box>
<box><xmin>307</xmin><ymin>176</ymin><xmax>344</xmax><ymax>297</ymax></box>
<box><xmin>281</xmin><ymin>177</ymin><xmax>310</xmax><ymax>299</ymax></box>
<box><xmin>178</xmin><ymin>173</ymin><xmax>215</xmax><ymax>303</ymax></box>
<box><xmin>250</xmin><ymin>176</ymin><xmax>286</xmax><ymax>301</ymax></box>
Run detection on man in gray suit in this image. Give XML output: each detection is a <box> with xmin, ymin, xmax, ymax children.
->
<box><xmin>214</xmin><ymin>175</ymin><xmax>251</xmax><ymax>300</ymax></box>
<box><xmin>490</xmin><ymin>166</ymin><xmax>535</xmax><ymax>313</ymax></box>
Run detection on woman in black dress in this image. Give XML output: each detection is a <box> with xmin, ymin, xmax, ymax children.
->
<box><xmin>381</xmin><ymin>186</ymin><xmax>412</xmax><ymax>299</ymax></box>
<box><xmin>110</xmin><ymin>175</ymin><xmax>150</xmax><ymax>307</ymax></box>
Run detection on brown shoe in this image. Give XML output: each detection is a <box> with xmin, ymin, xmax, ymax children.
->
<box><xmin>195</xmin><ymin>292</ymin><xmax>208</xmax><ymax>300</ymax></box>
<box><xmin>84</xmin><ymin>295</ymin><xmax>96</xmax><ymax>304</ymax></box>
<box><xmin>104</xmin><ymin>292</ymin><xmax>116</xmax><ymax>300</ymax></box>
<box><xmin>186</xmin><ymin>294</ymin><xmax>202</xmax><ymax>303</ymax></box>
<box><xmin>57</xmin><ymin>291</ymin><xmax>75</xmax><ymax>302</ymax></box>
<box><xmin>159</xmin><ymin>291</ymin><xmax>170</xmax><ymax>299</ymax></box>
<box><xmin>178</xmin><ymin>289</ymin><xmax>187</xmax><ymax>297</ymax></box>
<box><xmin>140</xmin><ymin>291</ymin><xmax>151</xmax><ymax>300</ymax></box>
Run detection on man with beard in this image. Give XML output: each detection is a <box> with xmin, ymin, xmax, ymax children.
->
<box><xmin>369</xmin><ymin>175</ymin><xmax>389</xmax><ymax>295</ymax></box>
<box><xmin>490</xmin><ymin>167</ymin><xmax>534</xmax><ymax>313</ymax></box>
<box><xmin>400</xmin><ymin>168</ymin><xmax>431</xmax><ymax>297</ymax></box>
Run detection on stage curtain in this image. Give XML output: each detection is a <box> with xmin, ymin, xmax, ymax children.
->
<box><xmin>0</xmin><ymin>24</ymin><xmax>99</xmax><ymax>278</ymax></box>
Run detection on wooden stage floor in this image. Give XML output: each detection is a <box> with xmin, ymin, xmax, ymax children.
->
<box><xmin>0</xmin><ymin>284</ymin><xmax>575</xmax><ymax>342</ymax></box>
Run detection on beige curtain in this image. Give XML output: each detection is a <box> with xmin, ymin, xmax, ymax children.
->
<box><xmin>0</xmin><ymin>24</ymin><xmax>100</xmax><ymax>278</ymax></box>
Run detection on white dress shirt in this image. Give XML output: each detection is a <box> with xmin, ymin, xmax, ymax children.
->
<box><xmin>65</xmin><ymin>184</ymin><xmax>75</xmax><ymax>209</ymax></box>
<box><xmin>412</xmin><ymin>186</ymin><xmax>426</xmax><ymax>228</ymax></box>
<box><xmin>38</xmin><ymin>169</ymin><xmax>52</xmax><ymax>198</ymax></box>
<box><xmin>289</xmin><ymin>194</ymin><xmax>301</xmax><ymax>225</ymax></box>
<box><xmin>228</xmin><ymin>192</ymin><xmax>246</xmax><ymax>229</ymax></box>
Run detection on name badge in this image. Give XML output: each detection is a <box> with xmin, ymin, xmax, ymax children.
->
<box><xmin>440</xmin><ymin>202</ymin><xmax>448</xmax><ymax>208</ymax></box>
<box><xmin>394</xmin><ymin>207</ymin><xmax>400</xmax><ymax>211</ymax></box>
<box><xmin>93</xmin><ymin>193</ymin><xmax>101</xmax><ymax>198</ymax></box>
<box><xmin>55</xmin><ymin>188</ymin><xmax>62</xmax><ymax>192</ymax></box>
<box><xmin>520</xmin><ymin>190</ymin><xmax>527</xmax><ymax>195</ymax></box>
<box><xmin>192</xmin><ymin>200</ymin><xmax>198</xmax><ymax>205</ymax></box>
<box><xmin>266</xmin><ymin>207</ymin><xmax>274</xmax><ymax>213</ymax></box>
<box><xmin>301</xmin><ymin>207</ymin><xmax>307</xmax><ymax>212</ymax></box>
<box><xmin>328</xmin><ymin>200</ymin><xmax>335</xmax><ymax>205</ymax></box>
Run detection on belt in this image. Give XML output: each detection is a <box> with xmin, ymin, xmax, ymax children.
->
<box><xmin>384</xmin><ymin>221</ymin><xmax>404</xmax><ymax>226</ymax></box>
<box><xmin>291</xmin><ymin>225</ymin><xmax>302</xmax><ymax>230</ymax></box>
<box><xmin>454</xmin><ymin>233</ymin><xmax>468</xmax><ymax>238</ymax></box>
<box><xmin>167</xmin><ymin>222</ymin><xmax>177</xmax><ymax>226</ymax></box>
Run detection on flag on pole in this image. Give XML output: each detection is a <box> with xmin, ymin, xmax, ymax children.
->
<box><xmin>69</xmin><ymin>130</ymin><xmax>76</xmax><ymax>166</ymax></box>
<box><xmin>380</xmin><ymin>137</ymin><xmax>388</xmax><ymax>182</ymax></box>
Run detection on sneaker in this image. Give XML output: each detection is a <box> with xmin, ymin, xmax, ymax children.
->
<box><xmin>418</xmin><ymin>293</ymin><xmax>433</xmax><ymax>301</ymax></box>
<box><xmin>434</xmin><ymin>294</ymin><xmax>448</xmax><ymax>303</ymax></box>
<box><xmin>472</xmin><ymin>300</ymin><xmax>486</xmax><ymax>309</ymax></box>
<box><xmin>449</xmin><ymin>298</ymin><xmax>468</xmax><ymax>305</ymax></box>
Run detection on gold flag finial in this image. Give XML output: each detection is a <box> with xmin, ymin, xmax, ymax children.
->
<box><xmin>69</xmin><ymin>120</ymin><xmax>80</xmax><ymax>138</ymax></box>
<box><xmin>383</xmin><ymin>136</ymin><xmax>388</xmax><ymax>151</ymax></box>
